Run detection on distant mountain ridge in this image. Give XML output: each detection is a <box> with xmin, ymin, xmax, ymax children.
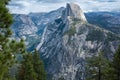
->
<box><xmin>86</xmin><ymin>12</ymin><xmax>120</xmax><ymax>35</ymax></box>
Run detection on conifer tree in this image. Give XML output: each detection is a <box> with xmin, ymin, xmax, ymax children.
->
<box><xmin>112</xmin><ymin>45</ymin><xmax>120</xmax><ymax>80</ymax></box>
<box><xmin>85</xmin><ymin>52</ymin><xmax>111</xmax><ymax>80</ymax></box>
<box><xmin>33</xmin><ymin>50</ymin><xmax>46</xmax><ymax>80</ymax></box>
<box><xmin>0</xmin><ymin>0</ymin><xmax>25</xmax><ymax>79</ymax></box>
<box><xmin>17</xmin><ymin>50</ymin><xmax>46</xmax><ymax>80</ymax></box>
<box><xmin>0</xmin><ymin>1</ymin><xmax>46</xmax><ymax>80</ymax></box>
<box><xmin>17</xmin><ymin>53</ymin><xmax>37</xmax><ymax>80</ymax></box>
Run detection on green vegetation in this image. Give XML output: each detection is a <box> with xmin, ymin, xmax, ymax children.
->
<box><xmin>86</xmin><ymin>29</ymin><xmax>104</xmax><ymax>41</ymax></box>
<box><xmin>0</xmin><ymin>1</ymin><xmax>46</xmax><ymax>80</ymax></box>
<box><xmin>17</xmin><ymin>50</ymin><xmax>46</xmax><ymax>80</ymax></box>
<box><xmin>112</xmin><ymin>45</ymin><xmax>120</xmax><ymax>80</ymax></box>
<box><xmin>0</xmin><ymin>0</ymin><xmax>25</xmax><ymax>79</ymax></box>
<box><xmin>64</xmin><ymin>19</ymin><xmax>86</xmax><ymax>36</ymax></box>
<box><xmin>86</xmin><ymin>45</ymin><xmax>120</xmax><ymax>80</ymax></box>
<box><xmin>17</xmin><ymin>53</ymin><xmax>37</xmax><ymax>80</ymax></box>
<box><xmin>77</xmin><ymin>26</ymin><xmax>87</xmax><ymax>35</ymax></box>
<box><xmin>107</xmin><ymin>32</ymin><xmax>120</xmax><ymax>41</ymax></box>
<box><xmin>64</xmin><ymin>22</ymin><xmax>76</xmax><ymax>36</ymax></box>
<box><xmin>67</xmin><ymin>26</ymin><xmax>76</xmax><ymax>36</ymax></box>
<box><xmin>33</xmin><ymin>50</ymin><xmax>46</xmax><ymax>80</ymax></box>
<box><xmin>85</xmin><ymin>52</ymin><xmax>111</xmax><ymax>80</ymax></box>
<box><xmin>64</xmin><ymin>18</ymin><xmax>84</xmax><ymax>36</ymax></box>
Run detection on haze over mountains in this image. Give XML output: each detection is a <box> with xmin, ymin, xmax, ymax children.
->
<box><xmin>11</xmin><ymin>3</ymin><xmax>120</xmax><ymax>80</ymax></box>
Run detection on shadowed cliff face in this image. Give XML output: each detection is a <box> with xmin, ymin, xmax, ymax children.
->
<box><xmin>38</xmin><ymin>3</ymin><xmax>120</xmax><ymax>80</ymax></box>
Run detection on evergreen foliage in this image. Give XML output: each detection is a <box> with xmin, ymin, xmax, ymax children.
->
<box><xmin>33</xmin><ymin>50</ymin><xmax>46</xmax><ymax>80</ymax></box>
<box><xmin>112</xmin><ymin>45</ymin><xmax>120</xmax><ymax>80</ymax></box>
<box><xmin>17</xmin><ymin>53</ymin><xmax>37</xmax><ymax>80</ymax></box>
<box><xmin>0</xmin><ymin>0</ymin><xmax>25</xmax><ymax>79</ymax></box>
<box><xmin>17</xmin><ymin>50</ymin><xmax>46</xmax><ymax>80</ymax></box>
<box><xmin>85</xmin><ymin>52</ymin><xmax>111</xmax><ymax>80</ymax></box>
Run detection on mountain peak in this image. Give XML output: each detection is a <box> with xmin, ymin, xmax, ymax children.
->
<box><xmin>62</xmin><ymin>3</ymin><xmax>87</xmax><ymax>22</ymax></box>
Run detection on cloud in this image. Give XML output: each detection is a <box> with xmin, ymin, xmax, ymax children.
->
<box><xmin>76</xmin><ymin>0</ymin><xmax>120</xmax><ymax>12</ymax></box>
<box><xmin>7</xmin><ymin>0</ymin><xmax>120</xmax><ymax>14</ymax></box>
<box><xmin>8</xmin><ymin>0</ymin><xmax>66</xmax><ymax>14</ymax></box>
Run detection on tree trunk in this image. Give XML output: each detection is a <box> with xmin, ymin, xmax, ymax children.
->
<box><xmin>98</xmin><ymin>66</ymin><xmax>101</xmax><ymax>80</ymax></box>
<box><xmin>118</xmin><ymin>72</ymin><xmax>120</xmax><ymax>80</ymax></box>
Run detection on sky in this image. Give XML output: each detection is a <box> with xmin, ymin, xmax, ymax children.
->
<box><xmin>8</xmin><ymin>0</ymin><xmax>120</xmax><ymax>14</ymax></box>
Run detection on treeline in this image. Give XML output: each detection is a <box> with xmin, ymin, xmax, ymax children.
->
<box><xmin>85</xmin><ymin>45</ymin><xmax>120</xmax><ymax>80</ymax></box>
<box><xmin>16</xmin><ymin>50</ymin><xmax>46</xmax><ymax>80</ymax></box>
<box><xmin>0</xmin><ymin>0</ymin><xmax>46</xmax><ymax>80</ymax></box>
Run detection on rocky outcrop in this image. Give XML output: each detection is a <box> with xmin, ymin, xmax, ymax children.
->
<box><xmin>62</xmin><ymin>3</ymin><xmax>87</xmax><ymax>22</ymax></box>
<box><xmin>11</xmin><ymin>14</ymin><xmax>37</xmax><ymax>36</ymax></box>
<box><xmin>11</xmin><ymin>14</ymin><xmax>39</xmax><ymax>50</ymax></box>
<box><xmin>38</xmin><ymin>3</ymin><xmax>120</xmax><ymax>80</ymax></box>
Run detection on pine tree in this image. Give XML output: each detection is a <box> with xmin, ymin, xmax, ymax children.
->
<box><xmin>85</xmin><ymin>52</ymin><xmax>111</xmax><ymax>80</ymax></box>
<box><xmin>112</xmin><ymin>45</ymin><xmax>120</xmax><ymax>80</ymax></box>
<box><xmin>17</xmin><ymin>53</ymin><xmax>37</xmax><ymax>80</ymax></box>
<box><xmin>0</xmin><ymin>0</ymin><xmax>25</xmax><ymax>79</ymax></box>
<box><xmin>17</xmin><ymin>50</ymin><xmax>46</xmax><ymax>80</ymax></box>
<box><xmin>33</xmin><ymin>50</ymin><xmax>46</xmax><ymax>80</ymax></box>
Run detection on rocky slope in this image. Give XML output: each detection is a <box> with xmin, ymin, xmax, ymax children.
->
<box><xmin>37</xmin><ymin>3</ymin><xmax>120</xmax><ymax>80</ymax></box>
<box><xmin>11</xmin><ymin>7</ymin><xmax>64</xmax><ymax>50</ymax></box>
<box><xmin>11</xmin><ymin>14</ymin><xmax>39</xmax><ymax>50</ymax></box>
<box><xmin>11</xmin><ymin>6</ymin><xmax>120</xmax><ymax>51</ymax></box>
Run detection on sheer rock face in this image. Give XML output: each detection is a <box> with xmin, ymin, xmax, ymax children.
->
<box><xmin>37</xmin><ymin>3</ymin><xmax>120</xmax><ymax>80</ymax></box>
<box><xmin>11</xmin><ymin>14</ymin><xmax>38</xmax><ymax>36</ymax></box>
<box><xmin>62</xmin><ymin>3</ymin><xmax>87</xmax><ymax>22</ymax></box>
<box><xmin>11</xmin><ymin>7</ymin><xmax>64</xmax><ymax>50</ymax></box>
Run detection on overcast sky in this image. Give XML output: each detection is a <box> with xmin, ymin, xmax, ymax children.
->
<box><xmin>8</xmin><ymin>0</ymin><xmax>120</xmax><ymax>14</ymax></box>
